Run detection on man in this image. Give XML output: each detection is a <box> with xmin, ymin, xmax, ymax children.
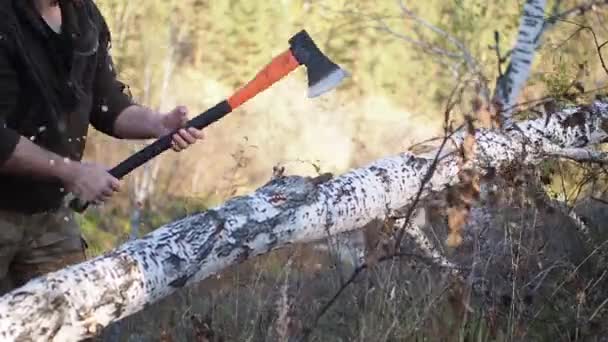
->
<box><xmin>0</xmin><ymin>0</ymin><xmax>204</xmax><ymax>295</ymax></box>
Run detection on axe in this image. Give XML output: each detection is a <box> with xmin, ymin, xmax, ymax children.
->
<box><xmin>69</xmin><ymin>29</ymin><xmax>349</xmax><ymax>212</ymax></box>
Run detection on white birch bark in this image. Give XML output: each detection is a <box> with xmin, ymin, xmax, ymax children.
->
<box><xmin>0</xmin><ymin>99</ymin><xmax>607</xmax><ymax>341</ymax></box>
<box><xmin>494</xmin><ymin>0</ymin><xmax>548</xmax><ymax>126</ymax></box>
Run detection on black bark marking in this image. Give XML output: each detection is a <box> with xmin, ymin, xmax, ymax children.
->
<box><xmin>169</xmin><ymin>211</ymin><xmax>225</xmax><ymax>288</ymax></box>
<box><xmin>414</xmin><ymin>158</ymin><xmax>430</xmax><ymax>172</ymax></box>
<box><xmin>165</xmin><ymin>253</ymin><xmax>186</xmax><ymax>269</ymax></box>
<box><xmin>563</xmin><ymin>110</ymin><xmax>586</xmax><ymax>128</ymax></box>
<box><xmin>236</xmin><ymin>245</ymin><xmax>253</xmax><ymax>263</ymax></box>
<box><xmin>370</xmin><ymin>166</ymin><xmax>392</xmax><ymax>187</ymax></box>
<box><xmin>601</xmin><ymin>119</ymin><xmax>608</xmax><ymax>140</ymax></box>
<box><xmin>309</xmin><ymin>172</ymin><xmax>334</xmax><ymax>185</ymax></box>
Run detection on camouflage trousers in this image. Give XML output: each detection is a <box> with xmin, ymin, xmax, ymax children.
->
<box><xmin>0</xmin><ymin>204</ymin><xmax>88</xmax><ymax>296</ymax></box>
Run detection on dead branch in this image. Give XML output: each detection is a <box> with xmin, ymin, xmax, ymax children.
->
<box><xmin>547</xmin><ymin>148</ymin><xmax>608</xmax><ymax>165</ymax></box>
<box><xmin>549</xmin><ymin>0</ymin><xmax>608</xmax><ymax>22</ymax></box>
<box><xmin>555</xmin><ymin>19</ymin><xmax>608</xmax><ymax>77</ymax></box>
<box><xmin>297</xmin><ymin>250</ymin><xmax>457</xmax><ymax>342</ymax></box>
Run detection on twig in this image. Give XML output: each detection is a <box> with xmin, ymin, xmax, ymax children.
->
<box><xmin>296</xmin><ymin>252</ymin><xmax>460</xmax><ymax>342</ymax></box>
<box><xmin>395</xmin><ymin>0</ymin><xmax>492</xmax><ymax>105</ymax></box>
<box><xmin>501</xmin><ymin>84</ymin><xmax>608</xmax><ymax>114</ymax></box>
<box><xmin>547</xmin><ymin>148</ymin><xmax>608</xmax><ymax>165</ymax></box>
<box><xmin>591</xmin><ymin>196</ymin><xmax>608</xmax><ymax>205</ymax></box>
<box><xmin>493</xmin><ymin>31</ymin><xmax>506</xmax><ymax>78</ymax></box>
<box><xmin>529</xmin><ymin>239</ymin><xmax>608</xmax><ymax>324</ymax></box>
<box><xmin>548</xmin><ymin>0</ymin><xmax>608</xmax><ymax>22</ymax></box>
<box><xmin>339</xmin><ymin>1</ymin><xmax>490</xmax><ymax>107</ymax></box>
<box><xmin>392</xmin><ymin>77</ymin><xmax>464</xmax><ymax>249</ymax></box>
<box><xmin>396</xmin><ymin>0</ymin><xmax>477</xmax><ymax>64</ymax></box>
<box><xmin>297</xmin><ymin>76</ymin><xmax>468</xmax><ymax>342</ymax></box>
<box><xmin>588</xmin><ymin>296</ymin><xmax>608</xmax><ymax>321</ymax></box>
<box><xmin>543</xmin><ymin>0</ymin><xmax>564</xmax><ymax>30</ymax></box>
<box><xmin>555</xmin><ymin>19</ymin><xmax>608</xmax><ymax>76</ymax></box>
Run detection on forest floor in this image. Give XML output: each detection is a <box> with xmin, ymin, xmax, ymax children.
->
<box><xmin>89</xmin><ymin>180</ymin><xmax>608</xmax><ymax>342</ymax></box>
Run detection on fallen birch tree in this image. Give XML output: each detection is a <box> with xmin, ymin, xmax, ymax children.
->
<box><xmin>1</xmin><ymin>96</ymin><xmax>608</xmax><ymax>341</ymax></box>
<box><xmin>3</xmin><ymin>1</ymin><xmax>608</xmax><ymax>341</ymax></box>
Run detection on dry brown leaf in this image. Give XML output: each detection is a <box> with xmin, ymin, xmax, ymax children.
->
<box><xmin>463</xmin><ymin>134</ymin><xmax>476</xmax><ymax>161</ymax></box>
<box><xmin>190</xmin><ymin>314</ymin><xmax>221</xmax><ymax>342</ymax></box>
<box><xmin>446</xmin><ymin>206</ymin><xmax>467</xmax><ymax>247</ymax></box>
<box><xmin>478</xmin><ymin>109</ymin><xmax>493</xmax><ymax>128</ymax></box>
<box><xmin>160</xmin><ymin>329</ymin><xmax>173</xmax><ymax>342</ymax></box>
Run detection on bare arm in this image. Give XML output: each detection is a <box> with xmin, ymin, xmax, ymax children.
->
<box><xmin>0</xmin><ymin>135</ymin><xmax>75</xmax><ymax>183</ymax></box>
<box><xmin>112</xmin><ymin>103</ymin><xmax>203</xmax><ymax>152</ymax></box>
<box><xmin>90</xmin><ymin>11</ymin><xmax>202</xmax><ymax>147</ymax></box>
<box><xmin>112</xmin><ymin>104</ymin><xmax>164</xmax><ymax>139</ymax></box>
<box><xmin>0</xmin><ymin>134</ymin><xmax>120</xmax><ymax>204</ymax></box>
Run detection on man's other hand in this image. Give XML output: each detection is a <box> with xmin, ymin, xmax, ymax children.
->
<box><xmin>157</xmin><ymin>105</ymin><xmax>205</xmax><ymax>152</ymax></box>
<box><xmin>62</xmin><ymin>161</ymin><xmax>121</xmax><ymax>205</ymax></box>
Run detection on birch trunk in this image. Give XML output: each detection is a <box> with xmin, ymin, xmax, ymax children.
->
<box><xmin>0</xmin><ymin>98</ymin><xmax>607</xmax><ymax>341</ymax></box>
<box><xmin>494</xmin><ymin>0</ymin><xmax>547</xmax><ymax>126</ymax></box>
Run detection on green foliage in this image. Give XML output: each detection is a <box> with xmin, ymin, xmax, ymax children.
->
<box><xmin>76</xmin><ymin>213</ymin><xmax>119</xmax><ymax>256</ymax></box>
<box><xmin>142</xmin><ymin>195</ymin><xmax>210</xmax><ymax>235</ymax></box>
<box><xmin>67</xmin><ymin>2</ymin><xmax>608</xmax><ymax>341</ymax></box>
<box><xmin>93</xmin><ymin>1</ymin><xmax>523</xmax><ymax>117</ymax></box>
<box><xmin>82</xmin><ymin>0</ymin><xmax>608</xmax><ymax>258</ymax></box>
<box><xmin>538</xmin><ymin>55</ymin><xmax>579</xmax><ymax>98</ymax></box>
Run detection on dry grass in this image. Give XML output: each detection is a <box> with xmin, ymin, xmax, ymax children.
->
<box><xmin>91</xmin><ymin>173</ymin><xmax>608</xmax><ymax>342</ymax></box>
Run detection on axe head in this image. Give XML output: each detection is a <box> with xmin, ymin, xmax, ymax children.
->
<box><xmin>289</xmin><ymin>30</ymin><xmax>349</xmax><ymax>98</ymax></box>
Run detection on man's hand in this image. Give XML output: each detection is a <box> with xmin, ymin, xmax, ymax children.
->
<box><xmin>157</xmin><ymin>106</ymin><xmax>205</xmax><ymax>152</ymax></box>
<box><xmin>0</xmin><ymin>136</ymin><xmax>118</xmax><ymax>206</ymax></box>
<box><xmin>61</xmin><ymin>161</ymin><xmax>121</xmax><ymax>205</ymax></box>
<box><xmin>113</xmin><ymin>105</ymin><xmax>206</xmax><ymax>150</ymax></box>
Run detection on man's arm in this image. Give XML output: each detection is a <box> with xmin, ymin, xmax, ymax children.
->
<box><xmin>0</xmin><ymin>135</ymin><xmax>121</xmax><ymax>203</ymax></box>
<box><xmin>87</xmin><ymin>15</ymin><xmax>174</xmax><ymax>140</ymax></box>
<box><xmin>0</xmin><ymin>45</ymin><xmax>73</xmax><ymax>181</ymax></box>
<box><xmin>0</xmin><ymin>135</ymin><xmax>76</xmax><ymax>183</ymax></box>
<box><xmin>111</xmin><ymin>104</ymin><xmax>204</xmax><ymax>152</ymax></box>
<box><xmin>89</xmin><ymin>6</ymin><xmax>203</xmax><ymax>149</ymax></box>
<box><xmin>111</xmin><ymin>104</ymin><xmax>164</xmax><ymax>139</ymax></box>
<box><xmin>88</xmin><ymin>6</ymin><xmax>136</xmax><ymax>139</ymax></box>
<box><xmin>0</xmin><ymin>42</ymin><xmax>120</xmax><ymax>203</ymax></box>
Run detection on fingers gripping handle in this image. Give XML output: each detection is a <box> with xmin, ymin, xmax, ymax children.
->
<box><xmin>110</xmin><ymin>100</ymin><xmax>234</xmax><ymax>179</ymax></box>
<box><xmin>68</xmin><ymin>196</ymin><xmax>89</xmax><ymax>213</ymax></box>
<box><xmin>68</xmin><ymin>101</ymin><xmax>233</xmax><ymax>213</ymax></box>
<box><xmin>69</xmin><ymin>48</ymin><xmax>301</xmax><ymax>213</ymax></box>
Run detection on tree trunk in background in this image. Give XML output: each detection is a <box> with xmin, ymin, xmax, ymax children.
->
<box><xmin>128</xmin><ymin>28</ymin><xmax>177</xmax><ymax>241</ymax></box>
<box><xmin>102</xmin><ymin>19</ymin><xmax>181</xmax><ymax>342</ymax></box>
<box><xmin>1</xmin><ymin>98</ymin><xmax>607</xmax><ymax>341</ymax></box>
<box><xmin>493</xmin><ymin>0</ymin><xmax>547</xmax><ymax>127</ymax></box>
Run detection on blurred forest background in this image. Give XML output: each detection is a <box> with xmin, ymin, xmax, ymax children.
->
<box><xmin>79</xmin><ymin>0</ymin><xmax>608</xmax><ymax>341</ymax></box>
<box><xmin>83</xmin><ymin>0</ymin><xmax>608</xmax><ymax>251</ymax></box>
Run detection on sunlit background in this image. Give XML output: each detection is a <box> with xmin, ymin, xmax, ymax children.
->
<box><xmin>82</xmin><ymin>1</ymin><xmax>607</xmax><ymax>249</ymax></box>
<box><xmin>73</xmin><ymin>2</ymin><xmax>608</xmax><ymax>340</ymax></box>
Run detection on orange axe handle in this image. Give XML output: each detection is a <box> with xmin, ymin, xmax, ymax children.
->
<box><xmin>69</xmin><ymin>49</ymin><xmax>302</xmax><ymax>213</ymax></box>
<box><xmin>228</xmin><ymin>49</ymin><xmax>300</xmax><ymax>109</ymax></box>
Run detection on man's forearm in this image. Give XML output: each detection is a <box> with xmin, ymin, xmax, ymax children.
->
<box><xmin>0</xmin><ymin>136</ymin><xmax>75</xmax><ymax>183</ymax></box>
<box><xmin>112</xmin><ymin>105</ymin><xmax>164</xmax><ymax>139</ymax></box>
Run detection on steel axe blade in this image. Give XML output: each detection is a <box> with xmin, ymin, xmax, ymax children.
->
<box><xmin>69</xmin><ymin>29</ymin><xmax>350</xmax><ymax>213</ymax></box>
<box><xmin>287</xmin><ymin>30</ymin><xmax>350</xmax><ymax>98</ymax></box>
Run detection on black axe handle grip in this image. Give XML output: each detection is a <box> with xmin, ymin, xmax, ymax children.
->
<box><xmin>69</xmin><ymin>100</ymin><xmax>233</xmax><ymax>213</ymax></box>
